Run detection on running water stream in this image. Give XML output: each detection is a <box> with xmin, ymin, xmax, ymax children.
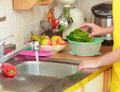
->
<box><xmin>33</xmin><ymin>41</ymin><xmax>40</xmax><ymax>75</ymax></box>
<box><xmin>35</xmin><ymin>50</ymin><xmax>39</xmax><ymax>75</ymax></box>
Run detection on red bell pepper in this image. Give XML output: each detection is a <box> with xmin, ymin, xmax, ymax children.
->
<box><xmin>1</xmin><ymin>63</ymin><xmax>17</xmax><ymax>77</ymax></box>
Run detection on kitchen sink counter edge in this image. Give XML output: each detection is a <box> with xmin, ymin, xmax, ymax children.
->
<box><xmin>0</xmin><ymin>46</ymin><xmax>112</xmax><ymax>92</ymax></box>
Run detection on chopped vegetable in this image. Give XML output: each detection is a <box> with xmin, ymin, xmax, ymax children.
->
<box><xmin>66</xmin><ymin>29</ymin><xmax>94</xmax><ymax>42</ymax></box>
<box><xmin>1</xmin><ymin>63</ymin><xmax>17</xmax><ymax>77</ymax></box>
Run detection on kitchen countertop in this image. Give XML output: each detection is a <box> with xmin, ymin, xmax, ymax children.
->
<box><xmin>45</xmin><ymin>45</ymin><xmax>112</xmax><ymax>92</ymax></box>
<box><xmin>0</xmin><ymin>45</ymin><xmax>112</xmax><ymax>92</ymax></box>
<box><xmin>45</xmin><ymin>45</ymin><xmax>112</xmax><ymax>64</ymax></box>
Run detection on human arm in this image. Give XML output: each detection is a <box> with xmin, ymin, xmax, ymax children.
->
<box><xmin>80</xmin><ymin>23</ymin><xmax>114</xmax><ymax>37</ymax></box>
<box><xmin>78</xmin><ymin>47</ymin><xmax>120</xmax><ymax>70</ymax></box>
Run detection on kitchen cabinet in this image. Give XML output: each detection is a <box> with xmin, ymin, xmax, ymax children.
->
<box><xmin>75</xmin><ymin>73</ymin><xmax>103</xmax><ymax>92</ymax></box>
<box><xmin>13</xmin><ymin>0</ymin><xmax>54</xmax><ymax>10</ymax></box>
<box><xmin>83</xmin><ymin>73</ymin><xmax>104</xmax><ymax>92</ymax></box>
<box><xmin>73</xmin><ymin>69</ymin><xmax>111</xmax><ymax>92</ymax></box>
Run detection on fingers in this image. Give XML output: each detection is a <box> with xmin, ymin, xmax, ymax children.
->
<box><xmin>80</xmin><ymin>28</ymin><xmax>88</xmax><ymax>32</ymax></box>
<box><xmin>78</xmin><ymin>61</ymin><xmax>86</xmax><ymax>71</ymax></box>
<box><xmin>78</xmin><ymin>60</ymin><xmax>99</xmax><ymax>71</ymax></box>
<box><xmin>79</xmin><ymin>23</ymin><xmax>94</xmax><ymax>32</ymax></box>
<box><xmin>78</xmin><ymin>64</ymin><xmax>84</xmax><ymax>71</ymax></box>
<box><xmin>79</xmin><ymin>23</ymin><xmax>95</xmax><ymax>37</ymax></box>
<box><xmin>80</xmin><ymin>23</ymin><xmax>94</xmax><ymax>28</ymax></box>
<box><xmin>89</xmin><ymin>33</ymin><xmax>95</xmax><ymax>37</ymax></box>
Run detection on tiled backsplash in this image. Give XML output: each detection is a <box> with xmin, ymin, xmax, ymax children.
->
<box><xmin>0</xmin><ymin>0</ymin><xmax>112</xmax><ymax>49</ymax></box>
<box><xmin>0</xmin><ymin>0</ymin><xmax>49</xmax><ymax>48</ymax></box>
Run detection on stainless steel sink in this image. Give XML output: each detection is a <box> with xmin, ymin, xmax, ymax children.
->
<box><xmin>16</xmin><ymin>61</ymin><xmax>78</xmax><ymax>78</ymax></box>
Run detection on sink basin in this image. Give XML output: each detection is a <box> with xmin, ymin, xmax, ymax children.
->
<box><xmin>16</xmin><ymin>61</ymin><xmax>78</xmax><ymax>78</ymax></box>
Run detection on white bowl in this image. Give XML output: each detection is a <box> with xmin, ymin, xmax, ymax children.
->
<box><xmin>39</xmin><ymin>44</ymin><xmax>68</xmax><ymax>53</ymax></box>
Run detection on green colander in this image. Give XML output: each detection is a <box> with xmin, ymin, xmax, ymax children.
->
<box><xmin>68</xmin><ymin>37</ymin><xmax>103</xmax><ymax>56</ymax></box>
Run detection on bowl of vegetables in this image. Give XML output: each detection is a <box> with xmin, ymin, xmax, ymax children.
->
<box><xmin>66</xmin><ymin>29</ymin><xmax>103</xmax><ymax>56</ymax></box>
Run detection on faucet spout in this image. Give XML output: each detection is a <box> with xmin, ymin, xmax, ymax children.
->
<box><xmin>1</xmin><ymin>43</ymin><xmax>31</xmax><ymax>64</ymax></box>
<box><xmin>33</xmin><ymin>41</ymin><xmax>40</xmax><ymax>62</ymax></box>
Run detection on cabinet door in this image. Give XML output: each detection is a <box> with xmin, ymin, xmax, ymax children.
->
<box><xmin>85</xmin><ymin>73</ymin><xmax>103</xmax><ymax>92</ymax></box>
<box><xmin>75</xmin><ymin>69</ymin><xmax>111</xmax><ymax>92</ymax></box>
<box><xmin>75</xmin><ymin>73</ymin><xmax>103</xmax><ymax>92</ymax></box>
<box><xmin>13</xmin><ymin>0</ymin><xmax>54</xmax><ymax>10</ymax></box>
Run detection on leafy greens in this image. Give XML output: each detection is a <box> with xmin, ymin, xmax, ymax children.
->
<box><xmin>66</xmin><ymin>29</ymin><xmax>94</xmax><ymax>42</ymax></box>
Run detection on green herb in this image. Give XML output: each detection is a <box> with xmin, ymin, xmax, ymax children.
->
<box><xmin>66</xmin><ymin>29</ymin><xmax>94</xmax><ymax>42</ymax></box>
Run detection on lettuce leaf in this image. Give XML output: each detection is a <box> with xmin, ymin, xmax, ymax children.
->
<box><xmin>66</xmin><ymin>29</ymin><xmax>94</xmax><ymax>42</ymax></box>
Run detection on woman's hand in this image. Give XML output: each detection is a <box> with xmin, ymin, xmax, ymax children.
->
<box><xmin>80</xmin><ymin>23</ymin><xmax>107</xmax><ymax>37</ymax></box>
<box><xmin>78</xmin><ymin>59</ymin><xmax>100</xmax><ymax>71</ymax></box>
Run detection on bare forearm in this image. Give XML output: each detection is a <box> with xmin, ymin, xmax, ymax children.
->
<box><xmin>77</xmin><ymin>47</ymin><xmax>120</xmax><ymax>70</ymax></box>
<box><xmin>97</xmin><ymin>47</ymin><xmax>120</xmax><ymax>66</ymax></box>
<box><xmin>104</xmin><ymin>25</ymin><xmax>114</xmax><ymax>34</ymax></box>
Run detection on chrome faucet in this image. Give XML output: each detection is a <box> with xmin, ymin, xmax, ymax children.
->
<box><xmin>0</xmin><ymin>41</ymin><xmax>39</xmax><ymax>65</ymax></box>
<box><xmin>2</xmin><ymin>43</ymin><xmax>30</xmax><ymax>63</ymax></box>
<box><xmin>0</xmin><ymin>34</ymin><xmax>40</xmax><ymax>65</ymax></box>
<box><xmin>0</xmin><ymin>35</ymin><xmax>14</xmax><ymax>65</ymax></box>
<box><xmin>0</xmin><ymin>35</ymin><xmax>33</xmax><ymax>65</ymax></box>
<box><xmin>0</xmin><ymin>41</ymin><xmax>5</xmax><ymax>64</ymax></box>
<box><xmin>33</xmin><ymin>41</ymin><xmax>40</xmax><ymax>51</ymax></box>
<box><xmin>32</xmin><ymin>41</ymin><xmax>40</xmax><ymax>62</ymax></box>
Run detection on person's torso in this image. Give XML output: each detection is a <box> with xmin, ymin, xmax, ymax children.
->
<box><xmin>110</xmin><ymin>0</ymin><xmax>120</xmax><ymax>92</ymax></box>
